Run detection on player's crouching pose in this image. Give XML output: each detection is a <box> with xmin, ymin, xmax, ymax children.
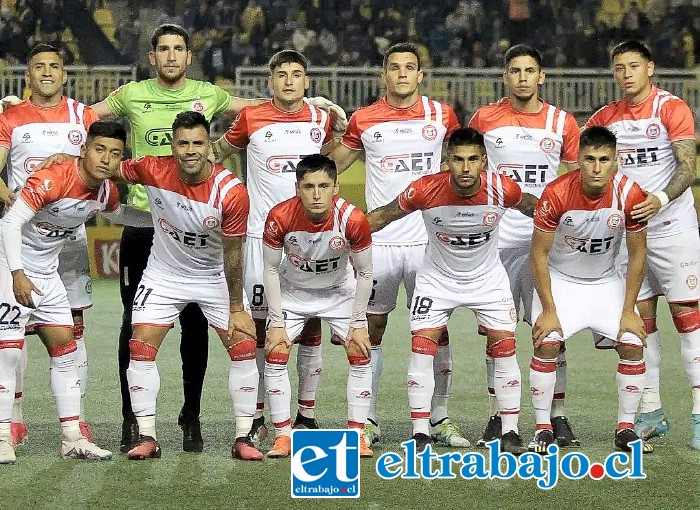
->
<box><xmin>116</xmin><ymin>112</ymin><xmax>261</xmax><ymax>461</ymax></box>
<box><xmin>262</xmin><ymin>154</ymin><xmax>374</xmax><ymax>458</ymax></box>
<box><xmin>0</xmin><ymin>121</ymin><xmax>149</xmax><ymax>463</ymax></box>
<box><xmin>367</xmin><ymin>128</ymin><xmax>537</xmax><ymax>454</ymax></box>
<box><xmin>528</xmin><ymin>127</ymin><xmax>652</xmax><ymax>454</ymax></box>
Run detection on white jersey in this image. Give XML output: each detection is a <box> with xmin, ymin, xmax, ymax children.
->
<box><xmin>223</xmin><ymin>100</ymin><xmax>332</xmax><ymax>238</ymax></box>
<box><xmin>0</xmin><ymin>160</ymin><xmax>119</xmax><ymax>275</ymax></box>
<box><xmin>469</xmin><ymin>98</ymin><xmax>580</xmax><ymax>248</ymax></box>
<box><xmin>586</xmin><ymin>85</ymin><xmax>698</xmax><ymax>237</ymax></box>
<box><xmin>0</xmin><ymin>97</ymin><xmax>97</xmax><ymax>191</ymax></box>
<box><xmin>534</xmin><ymin>171</ymin><xmax>647</xmax><ymax>283</ymax></box>
<box><xmin>263</xmin><ymin>195</ymin><xmax>372</xmax><ymax>290</ymax></box>
<box><xmin>398</xmin><ymin>170</ymin><xmax>522</xmax><ymax>281</ymax></box>
<box><xmin>341</xmin><ymin>96</ymin><xmax>460</xmax><ymax>245</ymax></box>
<box><xmin>120</xmin><ymin>156</ymin><xmax>248</xmax><ymax>279</ymax></box>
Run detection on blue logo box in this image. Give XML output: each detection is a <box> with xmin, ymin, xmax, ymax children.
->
<box><xmin>291</xmin><ymin>429</ymin><xmax>361</xmax><ymax>498</ymax></box>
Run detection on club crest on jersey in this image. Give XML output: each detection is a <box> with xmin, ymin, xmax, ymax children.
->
<box><xmin>28</xmin><ymin>178</ymin><xmax>53</xmax><ymax>196</ymax></box>
<box><xmin>607</xmin><ymin>214</ymin><xmax>623</xmax><ymax>230</ymax></box>
<box><xmin>329</xmin><ymin>235</ymin><xmax>346</xmax><ymax>250</ymax></box>
<box><xmin>203</xmin><ymin>216</ymin><xmax>220</xmax><ymax>230</ymax></box>
<box><xmin>67</xmin><ymin>130</ymin><xmax>84</xmax><ymax>145</ymax></box>
<box><xmin>687</xmin><ymin>275</ymin><xmax>698</xmax><ymax>290</ymax></box>
<box><xmin>192</xmin><ymin>100</ymin><xmax>204</xmax><ymax>113</ymax></box>
<box><xmin>646</xmin><ymin>123</ymin><xmax>660</xmax><ymax>139</ymax></box>
<box><xmin>539</xmin><ymin>137</ymin><xmax>556</xmax><ymax>153</ymax></box>
<box><xmin>483</xmin><ymin>211</ymin><xmax>499</xmax><ymax>226</ymax></box>
<box><xmin>310</xmin><ymin>127</ymin><xmax>323</xmax><ymax>143</ymax></box>
<box><xmin>422</xmin><ymin>124</ymin><xmax>437</xmax><ymax>141</ymax></box>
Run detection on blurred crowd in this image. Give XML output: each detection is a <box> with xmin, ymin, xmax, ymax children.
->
<box><xmin>0</xmin><ymin>0</ymin><xmax>699</xmax><ymax>75</ymax></box>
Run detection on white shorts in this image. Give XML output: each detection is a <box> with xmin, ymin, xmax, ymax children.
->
<box><xmin>57</xmin><ymin>224</ymin><xmax>92</xmax><ymax>311</ymax></box>
<box><xmin>244</xmin><ymin>236</ymin><xmax>267</xmax><ymax>320</ymax></box>
<box><xmin>0</xmin><ymin>267</ymin><xmax>73</xmax><ymax>341</ymax></box>
<box><xmin>499</xmin><ymin>245</ymin><xmax>534</xmax><ymax>324</ymax></box>
<box><xmin>531</xmin><ymin>274</ymin><xmax>643</xmax><ymax>347</ymax></box>
<box><xmin>410</xmin><ymin>265</ymin><xmax>517</xmax><ymax>334</ymax></box>
<box><xmin>279</xmin><ymin>281</ymin><xmax>355</xmax><ymax>342</ymax></box>
<box><xmin>132</xmin><ymin>269</ymin><xmax>250</xmax><ymax>333</ymax></box>
<box><xmin>614</xmin><ymin>228</ymin><xmax>699</xmax><ymax>303</ymax></box>
<box><xmin>368</xmin><ymin>243</ymin><xmax>426</xmax><ymax>315</ymax></box>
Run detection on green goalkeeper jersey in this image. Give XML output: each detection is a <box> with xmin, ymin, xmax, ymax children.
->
<box><xmin>105</xmin><ymin>78</ymin><xmax>231</xmax><ymax>211</ymax></box>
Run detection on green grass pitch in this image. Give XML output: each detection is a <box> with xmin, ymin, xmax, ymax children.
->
<box><xmin>3</xmin><ymin>279</ymin><xmax>700</xmax><ymax>509</ymax></box>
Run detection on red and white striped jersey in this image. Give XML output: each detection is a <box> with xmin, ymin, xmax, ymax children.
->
<box><xmin>469</xmin><ymin>98</ymin><xmax>579</xmax><ymax>247</ymax></box>
<box><xmin>534</xmin><ymin>171</ymin><xmax>646</xmax><ymax>282</ymax></box>
<box><xmin>0</xmin><ymin>97</ymin><xmax>98</xmax><ymax>191</ymax></box>
<box><xmin>223</xmin><ymin>100</ymin><xmax>332</xmax><ymax>237</ymax></box>
<box><xmin>119</xmin><ymin>156</ymin><xmax>249</xmax><ymax>279</ymax></box>
<box><xmin>585</xmin><ymin>86</ymin><xmax>697</xmax><ymax>237</ymax></box>
<box><xmin>0</xmin><ymin>160</ymin><xmax>119</xmax><ymax>275</ymax></box>
<box><xmin>341</xmin><ymin>96</ymin><xmax>460</xmax><ymax>245</ymax></box>
<box><xmin>398</xmin><ymin>171</ymin><xmax>522</xmax><ymax>280</ymax></box>
<box><xmin>263</xmin><ymin>195</ymin><xmax>371</xmax><ymax>290</ymax></box>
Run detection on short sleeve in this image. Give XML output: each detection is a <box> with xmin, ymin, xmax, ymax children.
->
<box><xmin>443</xmin><ymin>103</ymin><xmax>461</xmax><ymax>139</ymax></box>
<box><xmin>104</xmin><ymin>82</ymin><xmax>132</xmax><ymax>118</ymax></box>
<box><xmin>533</xmin><ymin>185</ymin><xmax>562</xmax><ymax>232</ymax></box>
<box><xmin>20</xmin><ymin>168</ymin><xmax>63</xmax><ymax>211</ymax></box>
<box><xmin>561</xmin><ymin>113</ymin><xmax>580</xmax><ymax>163</ymax></box>
<box><xmin>221</xmin><ymin>182</ymin><xmax>249</xmax><ymax>237</ymax></box>
<box><xmin>345</xmin><ymin>209</ymin><xmax>372</xmax><ymax>252</ymax></box>
<box><xmin>340</xmin><ymin>112</ymin><xmax>364</xmax><ymax>150</ymax></box>
<box><xmin>661</xmin><ymin>99</ymin><xmax>695</xmax><ymax>141</ymax></box>
<box><xmin>397</xmin><ymin>179</ymin><xmax>425</xmax><ymax>212</ymax></box>
<box><xmin>213</xmin><ymin>85</ymin><xmax>232</xmax><ymax>117</ymax></box>
<box><xmin>223</xmin><ymin>109</ymin><xmax>250</xmax><ymax>149</ymax></box>
<box><xmin>262</xmin><ymin>206</ymin><xmax>286</xmax><ymax>248</ymax></box>
<box><xmin>82</xmin><ymin>106</ymin><xmax>100</xmax><ymax>130</ymax></box>
<box><xmin>119</xmin><ymin>156</ymin><xmax>154</xmax><ymax>184</ymax></box>
<box><xmin>501</xmin><ymin>175</ymin><xmax>523</xmax><ymax>208</ymax></box>
<box><xmin>0</xmin><ymin>114</ymin><xmax>12</xmax><ymax>149</ymax></box>
<box><xmin>624</xmin><ymin>183</ymin><xmax>648</xmax><ymax>233</ymax></box>
<box><xmin>105</xmin><ymin>181</ymin><xmax>121</xmax><ymax>212</ymax></box>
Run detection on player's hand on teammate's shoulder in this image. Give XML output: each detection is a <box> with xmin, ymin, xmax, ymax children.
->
<box><xmin>228</xmin><ymin>308</ymin><xmax>257</xmax><ymax>341</ymax></box>
<box><xmin>265</xmin><ymin>327</ymin><xmax>291</xmax><ymax>354</ymax></box>
<box><xmin>531</xmin><ymin>310</ymin><xmax>563</xmax><ymax>347</ymax></box>
<box><xmin>34</xmin><ymin>152</ymin><xmax>76</xmax><ymax>171</ymax></box>
<box><xmin>0</xmin><ymin>187</ymin><xmax>17</xmax><ymax>211</ymax></box>
<box><xmin>0</xmin><ymin>95</ymin><xmax>22</xmax><ymax>113</ymax></box>
<box><xmin>347</xmin><ymin>327</ymin><xmax>371</xmax><ymax>358</ymax></box>
<box><xmin>11</xmin><ymin>269</ymin><xmax>43</xmax><ymax>308</ymax></box>
<box><xmin>617</xmin><ymin>310</ymin><xmax>648</xmax><ymax>346</ymax></box>
<box><xmin>307</xmin><ymin>96</ymin><xmax>348</xmax><ymax>132</ymax></box>
<box><xmin>630</xmin><ymin>190</ymin><xmax>662</xmax><ymax>222</ymax></box>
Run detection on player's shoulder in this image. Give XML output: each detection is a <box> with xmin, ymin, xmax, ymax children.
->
<box><xmin>546</xmin><ymin>170</ymin><xmax>580</xmax><ymax>191</ymax></box>
<box><xmin>0</xmin><ymin>99</ymin><xmax>37</xmax><ymax>125</ymax></box>
<box><xmin>269</xmin><ymin>195</ymin><xmax>301</xmax><ymax>217</ymax></box>
<box><xmin>655</xmin><ymin>87</ymin><xmax>692</xmax><ymax>115</ymax></box>
<box><xmin>587</xmin><ymin>100</ymin><xmax>625</xmax><ymax>126</ymax></box>
<box><xmin>108</xmin><ymin>79</ymin><xmax>141</xmax><ymax>97</ymax></box>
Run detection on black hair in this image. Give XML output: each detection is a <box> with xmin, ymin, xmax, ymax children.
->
<box><xmin>504</xmin><ymin>44</ymin><xmax>542</xmax><ymax>69</ymax></box>
<box><xmin>447</xmin><ymin>127</ymin><xmax>485</xmax><ymax>152</ymax></box>
<box><xmin>296</xmin><ymin>154</ymin><xmax>337</xmax><ymax>182</ymax></box>
<box><xmin>579</xmin><ymin>126</ymin><xmax>617</xmax><ymax>151</ymax></box>
<box><xmin>87</xmin><ymin>120</ymin><xmax>127</xmax><ymax>144</ymax></box>
<box><xmin>151</xmin><ymin>24</ymin><xmax>190</xmax><ymax>51</ymax></box>
<box><xmin>172</xmin><ymin>111</ymin><xmax>210</xmax><ymax>134</ymax></box>
<box><xmin>611</xmin><ymin>40</ymin><xmax>652</xmax><ymax>62</ymax></box>
<box><xmin>383</xmin><ymin>42</ymin><xmax>421</xmax><ymax>70</ymax></box>
<box><xmin>269</xmin><ymin>49</ymin><xmax>309</xmax><ymax>72</ymax></box>
<box><xmin>27</xmin><ymin>43</ymin><xmax>62</xmax><ymax>63</ymax></box>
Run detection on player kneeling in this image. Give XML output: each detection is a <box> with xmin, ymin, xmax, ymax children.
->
<box><xmin>0</xmin><ymin>121</ymin><xmax>149</xmax><ymax>463</ymax></box>
<box><xmin>528</xmin><ymin>126</ymin><xmax>653</xmax><ymax>454</ymax></box>
<box><xmin>262</xmin><ymin>154</ymin><xmax>374</xmax><ymax>459</ymax></box>
<box><xmin>367</xmin><ymin>127</ymin><xmax>537</xmax><ymax>454</ymax></box>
